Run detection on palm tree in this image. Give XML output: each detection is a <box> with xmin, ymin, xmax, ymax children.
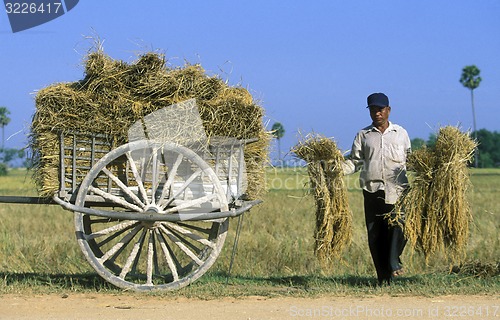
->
<box><xmin>0</xmin><ymin>106</ymin><xmax>11</xmax><ymax>149</ymax></box>
<box><xmin>460</xmin><ymin>65</ymin><xmax>481</xmax><ymax>167</ymax></box>
<box><xmin>271</xmin><ymin>122</ymin><xmax>285</xmax><ymax>166</ymax></box>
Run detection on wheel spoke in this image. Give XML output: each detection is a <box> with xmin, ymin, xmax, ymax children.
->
<box><xmin>125</xmin><ymin>151</ymin><xmax>150</xmax><ymax>204</ymax></box>
<box><xmin>85</xmin><ymin>220</ymin><xmax>138</xmax><ymax>241</ymax></box>
<box><xmin>158</xmin><ymin>153</ymin><xmax>183</xmax><ymax>207</ymax></box>
<box><xmin>101</xmin><ymin>167</ymin><xmax>146</xmax><ymax>209</ymax></box>
<box><xmin>158</xmin><ymin>224</ymin><xmax>203</xmax><ymax>266</ymax></box>
<box><xmin>119</xmin><ymin>229</ymin><xmax>147</xmax><ymax>279</ymax></box>
<box><xmin>138</xmin><ymin>156</ymin><xmax>148</xmax><ymax>202</ymax></box>
<box><xmin>176</xmin><ymin>222</ymin><xmax>212</xmax><ymax>234</ymax></box>
<box><xmin>155</xmin><ymin>229</ymin><xmax>179</xmax><ymax>282</ymax></box>
<box><xmin>97</xmin><ymin>224</ymin><xmax>142</xmax><ymax>264</ymax></box>
<box><xmin>147</xmin><ymin>230</ymin><xmax>155</xmax><ymax>285</ymax></box>
<box><xmin>161</xmin><ymin>168</ymin><xmax>203</xmax><ymax>209</ymax></box>
<box><xmin>161</xmin><ymin>222</ymin><xmax>215</xmax><ymax>248</ymax></box>
<box><xmin>163</xmin><ymin>194</ymin><xmax>218</xmax><ymax>214</ymax></box>
<box><xmin>167</xmin><ymin>225</ymin><xmax>206</xmax><ymax>254</ymax></box>
<box><xmin>89</xmin><ymin>186</ymin><xmax>143</xmax><ymax>212</ymax></box>
<box><xmin>96</xmin><ymin>224</ymin><xmax>134</xmax><ymax>249</ymax></box>
<box><xmin>150</xmin><ymin>148</ymin><xmax>160</xmax><ymax>205</ymax></box>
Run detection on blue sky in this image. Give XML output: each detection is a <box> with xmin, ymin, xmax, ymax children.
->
<box><xmin>1</xmin><ymin>1</ymin><xmax>499</xmax><ymax>162</ymax></box>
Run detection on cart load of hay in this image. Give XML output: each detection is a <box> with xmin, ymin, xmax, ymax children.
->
<box><xmin>29</xmin><ymin>48</ymin><xmax>269</xmax><ymax>199</ymax></box>
<box><xmin>395</xmin><ymin>126</ymin><xmax>477</xmax><ymax>263</ymax></box>
<box><xmin>293</xmin><ymin>133</ymin><xmax>352</xmax><ymax>266</ymax></box>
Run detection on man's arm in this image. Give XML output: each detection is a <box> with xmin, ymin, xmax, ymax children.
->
<box><xmin>342</xmin><ymin>156</ymin><xmax>356</xmax><ymax>175</ymax></box>
<box><xmin>342</xmin><ymin>133</ymin><xmax>364</xmax><ymax>175</ymax></box>
<box><xmin>403</xmin><ymin>129</ymin><xmax>412</xmax><ymax>160</ymax></box>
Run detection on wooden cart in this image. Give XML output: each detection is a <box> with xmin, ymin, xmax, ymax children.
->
<box><xmin>0</xmin><ymin>106</ymin><xmax>261</xmax><ymax>291</ymax></box>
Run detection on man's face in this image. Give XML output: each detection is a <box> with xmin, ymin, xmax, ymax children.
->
<box><xmin>369</xmin><ymin>106</ymin><xmax>391</xmax><ymax>127</ymax></box>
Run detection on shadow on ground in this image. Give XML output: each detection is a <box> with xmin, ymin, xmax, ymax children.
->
<box><xmin>0</xmin><ymin>271</ymin><xmax>421</xmax><ymax>291</ymax></box>
<box><xmin>0</xmin><ymin>272</ymin><xmax>114</xmax><ymax>291</ymax></box>
<box><xmin>222</xmin><ymin>273</ymin><xmax>423</xmax><ymax>290</ymax></box>
<box><xmin>2</xmin><ymin>267</ymin><xmax>496</xmax><ymax>293</ymax></box>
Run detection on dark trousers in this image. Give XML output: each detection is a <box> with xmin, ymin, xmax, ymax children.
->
<box><xmin>363</xmin><ymin>190</ymin><xmax>406</xmax><ymax>284</ymax></box>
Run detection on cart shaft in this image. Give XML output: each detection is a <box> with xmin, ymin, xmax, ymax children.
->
<box><xmin>0</xmin><ymin>195</ymin><xmax>119</xmax><ymax>208</ymax></box>
<box><xmin>0</xmin><ymin>196</ymin><xmax>56</xmax><ymax>205</ymax></box>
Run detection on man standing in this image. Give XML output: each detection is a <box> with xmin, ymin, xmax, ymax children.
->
<box><xmin>343</xmin><ymin>92</ymin><xmax>410</xmax><ymax>285</ymax></box>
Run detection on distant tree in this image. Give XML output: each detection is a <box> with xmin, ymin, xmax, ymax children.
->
<box><xmin>475</xmin><ymin>129</ymin><xmax>500</xmax><ymax>168</ymax></box>
<box><xmin>411</xmin><ymin>138</ymin><xmax>426</xmax><ymax>151</ymax></box>
<box><xmin>426</xmin><ymin>133</ymin><xmax>437</xmax><ymax>149</ymax></box>
<box><xmin>479</xmin><ymin>152</ymin><xmax>494</xmax><ymax>168</ymax></box>
<box><xmin>0</xmin><ymin>148</ymin><xmax>24</xmax><ymax>163</ymax></box>
<box><xmin>460</xmin><ymin>65</ymin><xmax>482</xmax><ymax>167</ymax></box>
<box><xmin>0</xmin><ymin>106</ymin><xmax>11</xmax><ymax>149</ymax></box>
<box><xmin>0</xmin><ymin>147</ymin><xmax>24</xmax><ymax>175</ymax></box>
<box><xmin>0</xmin><ymin>107</ymin><xmax>24</xmax><ymax>175</ymax></box>
<box><xmin>271</xmin><ymin>122</ymin><xmax>285</xmax><ymax>165</ymax></box>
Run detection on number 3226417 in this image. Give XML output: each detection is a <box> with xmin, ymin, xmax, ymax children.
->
<box><xmin>5</xmin><ymin>2</ymin><xmax>62</xmax><ymax>14</ymax></box>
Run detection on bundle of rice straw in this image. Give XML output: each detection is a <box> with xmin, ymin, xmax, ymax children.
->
<box><xmin>395</xmin><ymin>126</ymin><xmax>477</xmax><ymax>263</ymax></box>
<box><xmin>293</xmin><ymin>133</ymin><xmax>352</xmax><ymax>266</ymax></box>
<box><xmin>29</xmin><ymin>47</ymin><xmax>269</xmax><ymax>199</ymax></box>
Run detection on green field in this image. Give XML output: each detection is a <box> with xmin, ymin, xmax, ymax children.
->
<box><xmin>0</xmin><ymin>167</ymin><xmax>498</xmax><ymax>296</ymax></box>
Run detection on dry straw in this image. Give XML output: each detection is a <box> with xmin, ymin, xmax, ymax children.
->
<box><xmin>30</xmin><ymin>47</ymin><xmax>269</xmax><ymax>199</ymax></box>
<box><xmin>293</xmin><ymin>133</ymin><xmax>352</xmax><ymax>266</ymax></box>
<box><xmin>395</xmin><ymin>126</ymin><xmax>477</xmax><ymax>263</ymax></box>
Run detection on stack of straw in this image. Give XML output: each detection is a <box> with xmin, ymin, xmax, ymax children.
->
<box><xmin>395</xmin><ymin>126</ymin><xmax>477</xmax><ymax>263</ymax></box>
<box><xmin>293</xmin><ymin>133</ymin><xmax>352</xmax><ymax>266</ymax></box>
<box><xmin>29</xmin><ymin>48</ymin><xmax>269</xmax><ymax>199</ymax></box>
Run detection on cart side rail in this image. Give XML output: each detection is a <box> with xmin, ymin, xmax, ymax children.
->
<box><xmin>58</xmin><ymin>132</ymin><xmax>257</xmax><ymax>204</ymax></box>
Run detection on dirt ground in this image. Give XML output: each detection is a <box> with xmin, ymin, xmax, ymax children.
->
<box><xmin>1</xmin><ymin>293</ymin><xmax>499</xmax><ymax>320</ymax></box>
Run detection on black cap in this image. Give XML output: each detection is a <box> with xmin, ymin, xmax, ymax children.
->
<box><xmin>367</xmin><ymin>93</ymin><xmax>389</xmax><ymax>108</ymax></box>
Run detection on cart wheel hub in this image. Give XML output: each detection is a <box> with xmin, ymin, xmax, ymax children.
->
<box><xmin>142</xmin><ymin>205</ymin><xmax>161</xmax><ymax>228</ymax></box>
<box><xmin>143</xmin><ymin>205</ymin><xmax>160</xmax><ymax>213</ymax></box>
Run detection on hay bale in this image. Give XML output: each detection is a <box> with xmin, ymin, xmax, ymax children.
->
<box><xmin>293</xmin><ymin>133</ymin><xmax>352</xmax><ymax>266</ymax></box>
<box><xmin>395</xmin><ymin>126</ymin><xmax>477</xmax><ymax>263</ymax></box>
<box><xmin>29</xmin><ymin>48</ymin><xmax>269</xmax><ymax>199</ymax></box>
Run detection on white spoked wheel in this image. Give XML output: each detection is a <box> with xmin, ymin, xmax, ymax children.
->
<box><xmin>74</xmin><ymin>140</ymin><xmax>229</xmax><ymax>291</ymax></box>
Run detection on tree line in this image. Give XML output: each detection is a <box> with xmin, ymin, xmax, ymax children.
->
<box><xmin>0</xmin><ymin>106</ymin><xmax>24</xmax><ymax>175</ymax></box>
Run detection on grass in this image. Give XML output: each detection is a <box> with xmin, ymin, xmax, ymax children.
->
<box><xmin>0</xmin><ymin>167</ymin><xmax>498</xmax><ymax>297</ymax></box>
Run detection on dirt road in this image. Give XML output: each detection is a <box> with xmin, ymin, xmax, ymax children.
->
<box><xmin>1</xmin><ymin>293</ymin><xmax>499</xmax><ymax>319</ymax></box>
